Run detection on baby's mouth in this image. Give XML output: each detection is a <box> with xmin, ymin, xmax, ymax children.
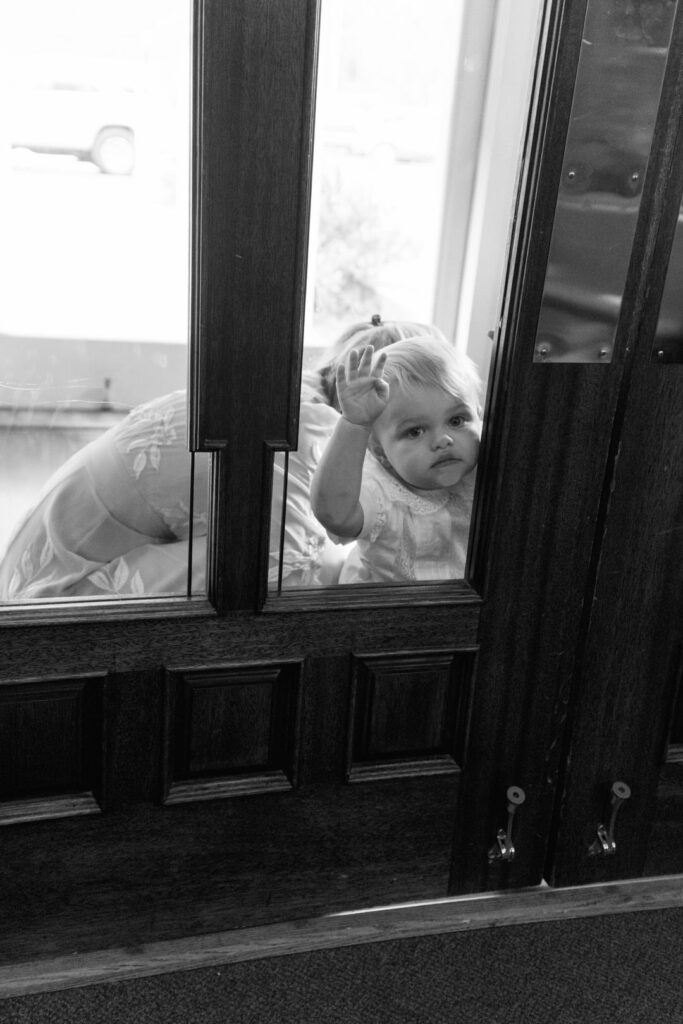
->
<box><xmin>432</xmin><ymin>455</ymin><xmax>461</xmax><ymax>467</ymax></box>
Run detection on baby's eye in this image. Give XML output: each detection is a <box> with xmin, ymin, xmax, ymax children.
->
<box><xmin>405</xmin><ymin>426</ymin><xmax>424</xmax><ymax>438</ymax></box>
<box><xmin>449</xmin><ymin>415</ymin><xmax>466</xmax><ymax>428</ymax></box>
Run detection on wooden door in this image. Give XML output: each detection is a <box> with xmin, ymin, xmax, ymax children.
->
<box><xmin>451</xmin><ymin>0</ymin><xmax>683</xmax><ymax>893</ymax></box>
<box><xmin>545</xmin><ymin>12</ymin><xmax>683</xmax><ymax>885</ymax></box>
<box><xmin>0</xmin><ymin>0</ymin><xmax>676</xmax><ymax>966</ymax></box>
<box><xmin>0</xmin><ymin>0</ymin><xmax>499</xmax><ymax>963</ymax></box>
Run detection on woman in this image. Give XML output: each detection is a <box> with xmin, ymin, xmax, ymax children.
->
<box><xmin>0</xmin><ymin>319</ymin><xmax>447</xmax><ymax>599</ymax></box>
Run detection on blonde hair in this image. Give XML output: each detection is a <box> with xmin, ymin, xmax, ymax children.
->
<box><xmin>377</xmin><ymin>335</ymin><xmax>481</xmax><ymax>405</ymax></box>
<box><xmin>317</xmin><ymin>319</ymin><xmax>448</xmax><ymax>409</ymax></box>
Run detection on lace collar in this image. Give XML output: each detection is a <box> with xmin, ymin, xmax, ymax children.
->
<box><xmin>368</xmin><ymin>454</ymin><xmax>461</xmax><ymax>514</ymax></box>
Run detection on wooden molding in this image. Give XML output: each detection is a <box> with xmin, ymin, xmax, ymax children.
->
<box><xmin>347</xmin><ymin>756</ymin><xmax>461</xmax><ymax>784</ymax></box>
<box><xmin>2</xmin><ymin>874</ymin><xmax>682</xmax><ymax>1000</ymax></box>
<box><xmin>0</xmin><ymin>792</ymin><xmax>101</xmax><ymax>827</ymax></box>
<box><xmin>163</xmin><ymin>771</ymin><xmax>293</xmax><ymax>804</ymax></box>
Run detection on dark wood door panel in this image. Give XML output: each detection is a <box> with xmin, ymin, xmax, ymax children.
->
<box><xmin>0</xmin><ymin>604</ymin><xmax>480</xmax><ymax>678</ymax></box>
<box><xmin>452</xmin><ymin>366</ymin><xmax>627</xmax><ymax>893</ymax></box>
<box><xmin>549</xmin><ymin>364</ymin><xmax>683</xmax><ymax>886</ymax></box>
<box><xmin>0</xmin><ymin>625</ymin><xmax>476</xmax><ymax>961</ymax></box>
<box><xmin>0</xmin><ymin>775</ymin><xmax>460</xmax><ymax>962</ymax></box>
<box><xmin>163</xmin><ymin>662</ymin><xmax>304</xmax><ymax>803</ymax></box>
<box><xmin>0</xmin><ymin>673</ymin><xmax>107</xmax><ymax>825</ymax></box>
<box><xmin>0</xmin><ymin>609</ymin><xmax>478</xmax><ymax>821</ymax></box>
<box><xmin>347</xmin><ymin>649</ymin><xmax>474</xmax><ymax>783</ymax></box>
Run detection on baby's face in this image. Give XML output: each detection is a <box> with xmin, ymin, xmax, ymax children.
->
<box><xmin>372</xmin><ymin>384</ymin><xmax>481</xmax><ymax>491</ymax></box>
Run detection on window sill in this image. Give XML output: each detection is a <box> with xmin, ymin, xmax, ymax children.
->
<box><xmin>0</xmin><ymin>595</ymin><xmax>215</xmax><ymax>628</ymax></box>
<box><xmin>261</xmin><ymin>579</ymin><xmax>482</xmax><ymax>614</ymax></box>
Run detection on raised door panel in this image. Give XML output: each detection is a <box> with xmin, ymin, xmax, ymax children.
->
<box><xmin>163</xmin><ymin>662</ymin><xmax>303</xmax><ymax>802</ymax></box>
<box><xmin>347</xmin><ymin>650</ymin><xmax>474</xmax><ymax>782</ymax></box>
<box><xmin>0</xmin><ymin>673</ymin><xmax>106</xmax><ymax>825</ymax></box>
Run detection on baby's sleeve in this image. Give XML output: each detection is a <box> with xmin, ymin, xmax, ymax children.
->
<box><xmin>325</xmin><ymin>457</ymin><xmax>388</xmax><ymax>546</ymax></box>
<box><xmin>354</xmin><ymin>471</ymin><xmax>387</xmax><ymax>543</ymax></box>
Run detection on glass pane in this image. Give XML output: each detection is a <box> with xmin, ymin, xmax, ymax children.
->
<box><xmin>0</xmin><ymin>0</ymin><xmax>205</xmax><ymax>602</ymax></box>
<box><xmin>533</xmin><ymin>0</ymin><xmax>677</xmax><ymax>363</ymax></box>
<box><xmin>270</xmin><ymin>0</ymin><xmax>543</xmax><ymax>591</ymax></box>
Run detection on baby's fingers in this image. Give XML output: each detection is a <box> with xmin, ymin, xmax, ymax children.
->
<box><xmin>371</xmin><ymin>349</ymin><xmax>388</xmax><ymax>378</ymax></box>
<box><xmin>344</xmin><ymin>346</ymin><xmax>373</xmax><ymax>380</ymax></box>
<box><xmin>356</xmin><ymin>345</ymin><xmax>375</xmax><ymax>375</ymax></box>
<box><xmin>345</xmin><ymin>347</ymin><xmax>361</xmax><ymax>376</ymax></box>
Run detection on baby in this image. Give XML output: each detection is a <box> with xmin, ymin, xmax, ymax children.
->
<box><xmin>310</xmin><ymin>336</ymin><xmax>482</xmax><ymax>583</ymax></box>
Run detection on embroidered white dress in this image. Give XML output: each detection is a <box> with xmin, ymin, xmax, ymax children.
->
<box><xmin>269</xmin><ymin>387</ymin><xmax>346</xmax><ymax>587</ymax></box>
<box><xmin>0</xmin><ymin>391</ymin><xmax>209</xmax><ymax>599</ymax></box>
<box><xmin>0</xmin><ymin>383</ymin><xmax>346</xmax><ymax>600</ymax></box>
<box><xmin>337</xmin><ymin>453</ymin><xmax>475</xmax><ymax>584</ymax></box>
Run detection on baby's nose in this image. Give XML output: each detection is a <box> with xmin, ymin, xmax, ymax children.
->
<box><xmin>434</xmin><ymin>432</ymin><xmax>454</xmax><ymax>448</ymax></box>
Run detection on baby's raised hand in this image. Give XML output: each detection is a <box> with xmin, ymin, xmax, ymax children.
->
<box><xmin>336</xmin><ymin>346</ymin><xmax>390</xmax><ymax>428</ymax></box>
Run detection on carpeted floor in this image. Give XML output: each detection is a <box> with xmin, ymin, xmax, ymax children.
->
<box><xmin>1</xmin><ymin>907</ymin><xmax>682</xmax><ymax>1024</ymax></box>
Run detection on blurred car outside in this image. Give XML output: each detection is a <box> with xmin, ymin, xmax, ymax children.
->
<box><xmin>8</xmin><ymin>74</ymin><xmax>139</xmax><ymax>175</ymax></box>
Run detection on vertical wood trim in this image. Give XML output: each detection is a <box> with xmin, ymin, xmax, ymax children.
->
<box><xmin>189</xmin><ymin>0</ymin><xmax>320</xmax><ymax>449</ymax></box>
<box><xmin>188</xmin><ymin>0</ymin><xmax>321</xmax><ymax>611</ymax></box>
<box><xmin>188</xmin><ymin>0</ymin><xmax>205</xmax><ymax>452</ymax></box>
<box><xmin>467</xmin><ymin>0</ymin><xmax>582</xmax><ymax>593</ymax></box>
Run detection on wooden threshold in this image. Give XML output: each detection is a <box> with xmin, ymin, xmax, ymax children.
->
<box><xmin>1</xmin><ymin>874</ymin><xmax>682</xmax><ymax>1000</ymax></box>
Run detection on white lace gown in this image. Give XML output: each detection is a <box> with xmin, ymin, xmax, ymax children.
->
<box><xmin>0</xmin><ymin>392</ymin><xmax>209</xmax><ymax>599</ymax></box>
<box><xmin>269</xmin><ymin>390</ymin><xmax>346</xmax><ymax>588</ymax></box>
<box><xmin>0</xmin><ymin>386</ymin><xmax>346</xmax><ymax>600</ymax></box>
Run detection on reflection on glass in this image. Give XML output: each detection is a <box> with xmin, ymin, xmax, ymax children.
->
<box><xmin>652</xmin><ymin>202</ymin><xmax>683</xmax><ymax>363</ymax></box>
<box><xmin>533</xmin><ymin>0</ymin><xmax>677</xmax><ymax>363</ymax></box>
<box><xmin>269</xmin><ymin>0</ymin><xmax>543</xmax><ymax>591</ymax></box>
<box><xmin>0</xmin><ymin>0</ymin><xmax>200</xmax><ymax>601</ymax></box>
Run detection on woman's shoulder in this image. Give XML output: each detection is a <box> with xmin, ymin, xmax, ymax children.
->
<box><xmin>125</xmin><ymin>389</ymin><xmax>187</xmax><ymax>427</ymax></box>
<box><xmin>300</xmin><ymin>370</ymin><xmax>327</xmax><ymax>404</ymax></box>
<box><xmin>112</xmin><ymin>390</ymin><xmax>187</xmax><ymax>453</ymax></box>
<box><xmin>297</xmin><ymin>374</ymin><xmax>339</xmax><ymax>439</ymax></box>
<box><xmin>298</xmin><ymin>400</ymin><xmax>339</xmax><ymax>429</ymax></box>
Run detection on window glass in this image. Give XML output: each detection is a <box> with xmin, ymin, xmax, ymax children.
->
<box><xmin>0</xmin><ymin>0</ymin><xmax>203</xmax><ymax>602</ymax></box>
<box><xmin>533</xmin><ymin>0</ymin><xmax>677</xmax><ymax>363</ymax></box>
<box><xmin>269</xmin><ymin>0</ymin><xmax>543</xmax><ymax>592</ymax></box>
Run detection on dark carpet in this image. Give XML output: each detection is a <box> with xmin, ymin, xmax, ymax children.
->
<box><xmin>1</xmin><ymin>907</ymin><xmax>682</xmax><ymax>1024</ymax></box>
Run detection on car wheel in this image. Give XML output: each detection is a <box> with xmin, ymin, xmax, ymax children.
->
<box><xmin>91</xmin><ymin>127</ymin><xmax>135</xmax><ymax>175</ymax></box>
